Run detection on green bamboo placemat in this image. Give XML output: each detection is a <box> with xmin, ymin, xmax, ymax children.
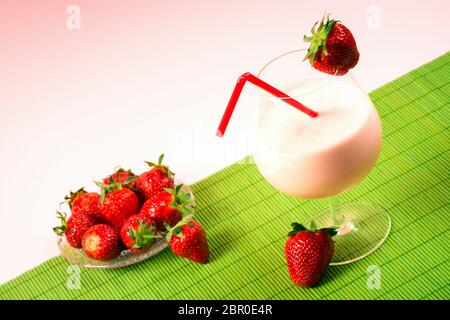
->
<box><xmin>1</xmin><ymin>53</ymin><xmax>449</xmax><ymax>300</ymax></box>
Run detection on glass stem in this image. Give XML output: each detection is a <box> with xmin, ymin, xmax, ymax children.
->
<box><xmin>329</xmin><ymin>196</ymin><xmax>344</xmax><ymax>228</ymax></box>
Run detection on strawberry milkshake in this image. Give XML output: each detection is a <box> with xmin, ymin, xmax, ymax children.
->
<box><xmin>254</xmin><ymin>77</ymin><xmax>382</xmax><ymax>199</ymax></box>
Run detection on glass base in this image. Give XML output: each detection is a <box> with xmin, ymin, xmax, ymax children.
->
<box><xmin>309</xmin><ymin>202</ymin><xmax>391</xmax><ymax>266</ymax></box>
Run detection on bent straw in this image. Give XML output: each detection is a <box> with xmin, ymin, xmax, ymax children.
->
<box><xmin>216</xmin><ymin>72</ymin><xmax>318</xmax><ymax>137</ymax></box>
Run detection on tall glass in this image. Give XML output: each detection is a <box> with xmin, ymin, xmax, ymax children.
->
<box><xmin>254</xmin><ymin>49</ymin><xmax>390</xmax><ymax>265</ymax></box>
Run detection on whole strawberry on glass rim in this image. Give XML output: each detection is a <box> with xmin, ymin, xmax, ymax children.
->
<box><xmin>303</xmin><ymin>13</ymin><xmax>359</xmax><ymax>76</ymax></box>
<box><xmin>285</xmin><ymin>222</ymin><xmax>336</xmax><ymax>287</ymax></box>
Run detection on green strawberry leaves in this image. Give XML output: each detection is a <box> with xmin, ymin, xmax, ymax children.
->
<box><xmin>144</xmin><ymin>153</ymin><xmax>175</xmax><ymax>179</ymax></box>
<box><xmin>165</xmin><ymin>215</ymin><xmax>193</xmax><ymax>242</ymax></box>
<box><xmin>319</xmin><ymin>227</ymin><xmax>338</xmax><ymax>237</ymax></box>
<box><xmin>64</xmin><ymin>187</ymin><xmax>87</xmax><ymax>209</ymax></box>
<box><xmin>53</xmin><ymin>211</ymin><xmax>67</xmax><ymax>235</ymax></box>
<box><xmin>165</xmin><ymin>184</ymin><xmax>192</xmax><ymax>215</ymax></box>
<box><xmin>287</xmin><ymin>223</ymin><xmax>307</xmax><ymax>237</ymax></box>
<box><xmin>127</xmin><ymin>219</ymin><xmax>160</xmax><ymax>250</ymax></box>
<box><xmin>157</xmin><ymin>154</ymin><xmax>164</xmax><ymax>166</ymax></box>
<box><xmin>123</xmin><ymin>176</ymin><xmax>138</xmax><ymax>185</ymax></box>
<box><xmin>303</xmin><ymin>12</ymin><xmax>339</xmax><ymax>63</ymax></box>
<box><xmin>288</xmin><ymin>222</ymin><xmax>337</xmax><ymax>237</ymax></box>
<box><xmin>145</xmin><ymin>153</ymin><xmax>164</xmax><ymax>167</ymax></box>
<box><xmin>94</xmin><ymin>180</ymin><xmax>109</xmax><ymax>203</ymax></box>
<box><xmin>94</xmin><ymin>170</ymin><xmax>137</xmax><ymax>203</ymax></box>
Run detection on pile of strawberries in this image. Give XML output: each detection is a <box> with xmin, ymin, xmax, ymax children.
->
<box><xmin>53</xmin><ymin>154</ymin><xmax>210</xmax><ymax>264</ymax></box>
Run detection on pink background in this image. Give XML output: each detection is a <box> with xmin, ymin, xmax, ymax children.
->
<box><xmin>0</xmin><ymin>0</ymin><xmax>448</xmax><ymax>283</ymax></box>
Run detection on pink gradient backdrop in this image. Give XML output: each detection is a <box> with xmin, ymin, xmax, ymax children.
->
<box><xmin>0</xmin><ymin>0</ymin><xmax>448</xmax><ymax>283</ymax></box>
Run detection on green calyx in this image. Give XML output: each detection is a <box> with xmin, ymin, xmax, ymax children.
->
<box><xmin>287</xmin><ymin>222</ymin><xmax>337</xmax><ymax>237</ymax></box>
<box><xmin>113</xmin><ymin>168</ymin><xmax>136</xmax><ymax>180</ymax></box>
<box><xmin>164</xmin><ymin>215</ymin><xmax>194</xmax><ymax>242</ymax></box>
<box><xmin>164</xmin><ymin>184</ymin><xmax>193</xmax><ymax>215</ymax></box>
<box><xmin>64</xmin><ymin>187</ymin><xmax>87</xmax><ymax>209</ymax></box>
<box><xmin>144</xmin><ymin>154</ymin><xmax>174</xmax><ymax>179</ymax></box>
<box><xmin>53</xmin><ymin>211</ymin><xmax>67</xmax><ymax>235</ymax></box>
<box><xmin>94</xmin><ymin>171</ymin><xmax>137</xmax><ymax>203</ymax></box>
<box><xmin>127</xmin><ymin>219</ymin><xmax>161</xmax><ymax>250</ymax></box>
<box><xmin>303</xmin><ymin>13</ymin><xmax>339</xmax><ymax>63</ymax></box>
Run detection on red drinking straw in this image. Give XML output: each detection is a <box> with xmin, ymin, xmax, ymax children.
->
<box><xmin>216</xmin><ymin>72</ymin><xmax>318</xmax><ymax>137</ymax></box>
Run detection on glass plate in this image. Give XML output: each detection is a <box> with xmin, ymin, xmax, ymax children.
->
<box><xmin>57</xmin><ymin>183</ymin><xmax>194</xmax><ymax>269</ymax></box>
<box><xmin>57</xmin><ymin>235</ymin><xmax>168</xmax><ymax>269</ymax></box>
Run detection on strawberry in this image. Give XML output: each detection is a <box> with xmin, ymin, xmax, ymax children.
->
<box><xmin>166</xmin><ymin>216</ymin><xmax>209</xmax><ymax>264</ymax></box>
<box><xmin>65</xmin><ymin>188</ymin><xmax>101</xmax><ymax>218</ymax></box>
<box><xmin>120</xmin><ymin>215</ymin><xmax>160</xmax><ymax>253</ymax></box>
<box><xmin>285</xmin><ymin>223</ymin><xmax>336</xmax><ymax>287</ymax></box>
<box><xmin>53</xmin><ymin>211</ymin><xmax>99</xmax><ymax>248</ymax></box>
<box><xmin>139</xmin><ymin>184</ymin><xmax>190</xmax><ymax>230</ymax></box>
<box><xmin>82</xmin><ymin>224</ymin><xmax>121</xmax><ymax>261</ymax></box>
<box><xmin>303</xmin><ymin>13</ymin><xmax>359</xmax><ymax>76</ymax></box>
<box><xmin>135</xmin><ymin>154</ymin><xmax>174</xmax><ymax>201</ymax></box>
<box><xmin>95</xmin><ymin>176</ymin><xmax>139</xmax><ymax>228</ymax></box>
<box><xmin>103</xmin><ymin>168</ymin><xmax>137</xmax><ymax>189</ymax></box>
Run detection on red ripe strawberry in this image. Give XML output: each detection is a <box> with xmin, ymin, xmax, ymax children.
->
<box><xmin>103</xmin><ymin>168</ymin><xmax>137</xmax><ymax>189</ymax></box>
<box><xmin>135</xmin><ymin>154</ymin><xmax>174</xmax><ymax>201</ymax></box>
<box><xmin>285</xmin><ymin>223</ymin><xmax>336</xmax><ymax>287</ymax></box>
<box><xmin>95</xmin><ymin>178</ymin><xmax>139</xmax><ymax>228</ymax></box>
<box><xmin>82</xmin><ymin>224</ymin><xmax>121</xmax><ymax>261</ymax></box>
<box><xmin>166</xmin><ymin>216</ymin><xmax>209</xmax><ymax>264</ymax></box>
<box><xmin>303</xmin><ymin>13</ymin><xmax>359</xmax><ymax>76</ymax></box>
<box><xmin>139</xmin><ymin>184</ymin><xmax>190</xmax><ymax>230</ymax></box>
<box><xmin>120</xmin><ymin>215</ymin><xmax>160</xmax><ymax>253</ymax></box>
<box><xmin>65</xmin><ymin>188</ymin><xmax>101</xmax><ymax>218</ymax></box>
<box><xmin>53</xmin><ymin>211</ymin><xmax>99</xmax><ymax>248</ymax></box>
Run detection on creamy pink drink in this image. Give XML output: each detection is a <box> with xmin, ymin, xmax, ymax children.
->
<box><xmin>254</xmin><ymin>78</ymin><xmax>382</xmax><ymax>199</ymax></box>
